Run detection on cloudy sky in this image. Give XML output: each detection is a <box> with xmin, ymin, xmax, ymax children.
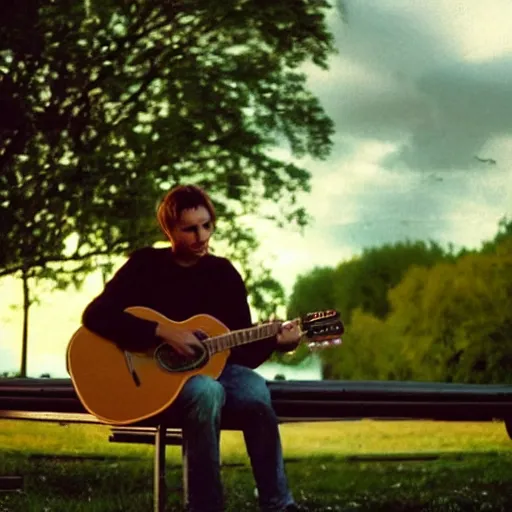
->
<box><xmin>1</xmin><ymin>0</ymin><xmax>512</xmax><ymax>377</ymax></box>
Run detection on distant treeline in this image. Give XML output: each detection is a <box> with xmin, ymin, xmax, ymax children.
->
<box><xmin>286</xmin><ymin>218</ymin><xmax>512</xmax><ymax>384</ymax></box>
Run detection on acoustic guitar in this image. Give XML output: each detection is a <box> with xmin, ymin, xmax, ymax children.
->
<box><xmin>67</xmin><ymin>306</ymin><xmax>344</xmax><ymax>425</ymax></box>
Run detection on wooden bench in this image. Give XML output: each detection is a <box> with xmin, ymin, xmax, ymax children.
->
<box><xmin>1</xmin><ymin>378</ymin><xmax>512</xmax><ymax>511</ymax></box>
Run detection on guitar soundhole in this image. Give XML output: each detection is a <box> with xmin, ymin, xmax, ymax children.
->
<box><xmin>193</xmin><ymin>330</ymin><xmax>209</xmax><ymax>342</ymax></box>
<box><xmin>155</xmin><ymin>331</ymin><xmax>209</xmax><ymax>373</ymax></box>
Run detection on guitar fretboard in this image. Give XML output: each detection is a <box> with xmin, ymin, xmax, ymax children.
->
<box><xmin>206</xmin><ymin>322</ymin><xmax>282</xmax><ymax>355</ymax></box>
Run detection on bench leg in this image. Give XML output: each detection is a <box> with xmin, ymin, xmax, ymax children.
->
<box><xmin>182</xmin><ymin>436</ymin><xmax>189</xmax><ymax>510</ymax></box>
<box><xmin>154</xmin><ymin>424</ymin><xmax>167</xmax><ymax>512</ymax></box>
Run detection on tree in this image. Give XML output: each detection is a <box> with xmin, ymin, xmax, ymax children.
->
<box><xmin>387</xmin><ymin>244</ymin><xmax>512</xmax><ymax>384</ymax></box>
<box><xmin>321</xmin><ymin>308</ymin><xmax>392</xmax><ymax>380</ymax></box>
<box><xmin>441</xmin><ymin>249</ymin><xmax>512</xmax><ymax>384</ymax></box>
<box><xmin>278</xmin><ymin>266</ymin><xmax>337</xmax><ymax>364</ymax></box>
<box><xmin>283</xmin><ymin>240</ymin><xmax>449</xmax><ymax>370</ymax></box>
<box><xmin>481</xmin><ymin>217</ymin><xmax>512</xmax><ymax>255</ymax></box>
<box><xmin>281</xmin><ymin>266</ymin><xmax>338</xmax><ymax>365</ymax></box>
<box><xmin>333</xmin><ymin>240</ymin><xmax>450</xmax><ymax>322</ymax></box>
<box><xmin>287</xmin><ymin>266</ymin><xmax>337</xmax><ymax>320</ymax></box>
<box><xmin>292</xmin><ymin>220</ymin><xmax>512</xmax><ymax>382</ymax></box>
<box><xmin>1</xmin><ymin>0</ymin><xmax>337</xmax><ymax>375</ymax></box>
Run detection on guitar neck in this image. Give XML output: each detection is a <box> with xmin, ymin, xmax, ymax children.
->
<box><xmin>207</xmin><ymin>322</ymin><xmax>284</xmax><ymax>355</ymax></box>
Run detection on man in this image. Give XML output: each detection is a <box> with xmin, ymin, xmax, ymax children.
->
<box><xmin>82</xmin><ymin>184</ymin><xmax>304</xmax><ymax>512</ymax></box>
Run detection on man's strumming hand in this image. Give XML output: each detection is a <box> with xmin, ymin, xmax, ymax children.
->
<box><xmin>155</xmin><ymin>323</ymin><xmax>203</xmax><ymax>356</ymax></box>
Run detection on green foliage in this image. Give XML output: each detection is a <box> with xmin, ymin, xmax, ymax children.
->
<box><xmin>385</xmin><ymin>243</ymin><xmax>512</xmax><ymax>384</ymax></box>
<box><xmin>334</xmin><ymin>240</ymin><xmax>450</xmax><ymax>322</ymax></box>
<box><xmin>322</xmin><ymin>308</ymin><xmax>390</xmax><ymax>380</ymax></box>
<box><xmin>343</xmin><ymin>230</ymin><xmax>512</xmax><ymax>384</ymax></box>
<box><xmin>0</xmin><ymin>0</ymin><xmax>337</xmax><ymax>372</ymax></box>
<box><xmin>287</xmin><ymin>266</ymin><xmax>337</xmax><ymax>318</ymax></box>
<box><xmin>481</xmin><ymin>217</ymin><xmax>512</xmax><ymax>254</ymax></box>
<box><xmin>2</xmin><ymin>420</ymin><xmax>512</xmax><ymax>511</ymax></box>
<box><xmin>1</xmin><ymin>0</ymin><xmax>335</xmax><ymax>284</ymax></box>
<box><xmin>0</xmin><ymin>371</ymin><xmax>22</xmax><ymax>378</ymax></box>
<box><xmin>247</xmin><ymin>267</ymin><xmax>287</xmax><ymax>322</ymax></box>
<box><xmin>286</xmin><ymin>220</ymin><xmax>512</xmax><ymax>384</ymax></box>
<box><xmin>277</xmin><ymin>266</ymin><xmax>337</xmax><ymax>365</ymax></box>
<box><xmin>284</xmin><ymin>240</ymin><xmax>450</xmax><ymax>371</ymax></box>
<box><xmin>286</xmin><ymin>240</ymin><xmax>449</xmax><ymax>328</ymax></box>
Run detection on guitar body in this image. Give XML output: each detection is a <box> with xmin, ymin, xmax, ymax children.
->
<box><xmin>67</xmin><ymin>307</ymin><xmax>231</xmax><ymax>425</ymax></box>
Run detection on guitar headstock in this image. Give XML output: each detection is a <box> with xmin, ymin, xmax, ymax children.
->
<box><xmin>300</xmin><ymin>309</ymin><xmax>344</xmax><ymax>350</ymax></box>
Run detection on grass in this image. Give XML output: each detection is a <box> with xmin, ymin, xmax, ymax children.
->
<box><xmin>1</xmin><ymin>419</ymin><xmax>512</xmax><ymax>511</ymax></box>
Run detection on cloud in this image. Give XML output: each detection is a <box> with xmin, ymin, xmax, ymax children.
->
<box><xmin>384</xmin><ymin>57</ymin><xmax>512</xmax><ymax>171</ymax></box>
<box><xmin>256</xmin><ymin>134</ymin><xmax>511</xmax><ymax>297</ymax></box>
<box><xmin>308</xmin><ymin>1</ymin><xmax>512</xmax><ymax>172</ymax></box>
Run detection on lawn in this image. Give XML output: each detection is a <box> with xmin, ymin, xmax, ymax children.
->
<box><xmin>1</xmin><ymin>419</ymin><xmax>512</xmax><ymax>511</ymax></box>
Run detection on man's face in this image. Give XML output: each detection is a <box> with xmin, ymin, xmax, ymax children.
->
<box><xmin>168</xmin><ymin>206</ymin><xmax>214</xmax><ymax>264</ymax></box>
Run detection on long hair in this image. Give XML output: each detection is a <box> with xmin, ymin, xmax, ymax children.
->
<box><xmin>156</xmin><ymin>185</ymin><xmax>216</xmax><ymax>240</ymax></box>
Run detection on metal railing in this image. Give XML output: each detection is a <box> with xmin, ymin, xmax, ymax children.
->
<box><xmin>1</xmin><ymin>377</ymin><xmax>512</xmax><ymax>423</ymax></box>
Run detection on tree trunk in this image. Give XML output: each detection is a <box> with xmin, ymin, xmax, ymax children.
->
<box><xmin>20</xmin><ymin>266</ymin><xmax>30</xmax><ymax>378</ymax></box>
<box><xmin>102</xmin><ymin>264</ymin><xmax>109</xmax><ymax>286</ymax></box>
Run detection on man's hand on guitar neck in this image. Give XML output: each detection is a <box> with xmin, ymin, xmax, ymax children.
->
<box><xmin>276</xmin><ymin>318</ymin><xmax>302</xmax><ymax>346</ymax></box>
<box><xmin>260</xmin><ymin>314</ymin><xmax>302</xmax><ymax>346</ymax></box>
<box><xmin>155</xmin><ymin>323</ymin><xmax>203</xmax><ymax>357</ymax></box>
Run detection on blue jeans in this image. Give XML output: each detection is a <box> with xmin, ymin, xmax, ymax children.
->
<box><xmin>168</xmin><ymin>363</ymin><xmax>295</xmax><ymax>512</ymax></box>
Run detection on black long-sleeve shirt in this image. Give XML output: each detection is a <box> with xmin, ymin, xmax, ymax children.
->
<box><xmin>82</xmin><ymin>247</ymin><xmax>292</xmax><ymax>368</ymax></box>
